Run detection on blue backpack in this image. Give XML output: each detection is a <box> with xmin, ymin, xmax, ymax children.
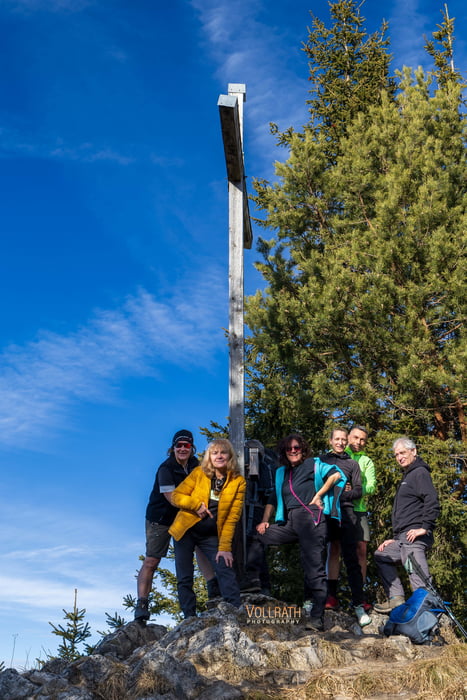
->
<box><xmin>383</xmin><ymin>588</ymin><xmax>443</xmax><ymax>644</ymax></box>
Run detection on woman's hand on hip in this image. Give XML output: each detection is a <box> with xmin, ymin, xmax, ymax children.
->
<box><xmin>216</xmin><ymin>551</ymin><xmax>234</xmax><ymax>567</ymax></box>
<box><xmin>196</xmin><ymin>502</ymin><xmax>212</xmax><ymax>518</ymax></box>
<box><xmin>310</xmin><ymin>494</ymin><xmax>323</xmax><ymax>509</ymax></box>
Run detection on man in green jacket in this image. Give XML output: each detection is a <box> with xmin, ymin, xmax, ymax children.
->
<box><xmin>345</xmin><ymin>426</ymin><xmax>376</xmax><ymax>584</ymax></box>
<box><xmin>325</xmin><ymin>425</ymin><xmax>376</xmax><ymax>611</ymax></box>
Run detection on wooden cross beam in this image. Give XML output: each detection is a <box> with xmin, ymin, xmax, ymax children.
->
<box><xmin>217</xmin><ymin>92</ymin><xmax>253</xmax><ymax>249</ymax></box>
<box><xmin>217</xmin><ymin>83</ymin><xmax>252</xmax><ymax>477</ymax></box>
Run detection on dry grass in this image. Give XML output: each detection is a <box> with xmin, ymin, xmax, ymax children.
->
<box><xmin>128</xmin><ymin>670</ymin><xmax>173</xmax><ymax>698</ymax></box>
<box><xmin>280</xmin><ymin>644</ymin><xmax>467</xmax><ymax>700</ymax></box>
<box><xmin>406</xmin><ymin>645</ymin><xmax>467</xmax><ymax>700</ymax></box>
<box><xmin>244</xmin><ymin>690</ymin><xmax>290</xmax><ymax>700</ymax></box>
<box><xmin>266</xmin><ymin>646</ymin><xmax>296</xmax><ymax>669</ymax></box>
<box><xmin>196</xmin><ymin>658</ymin><xmax>263</xmax><ymax>684</ymax></box>
<box><xmin>94</xmin><ymin>664</ymin><xmax>128</xmax><ymax>700</ymax></box>
<box><xmin>316</xmin><ymin>638</ymin><xmax>353</xmax><ymax>666</ymax></box>
<box><xmin>243</xmin><ymin>623</ymin><xmax>288</xmax><ymax>643</ymax></box>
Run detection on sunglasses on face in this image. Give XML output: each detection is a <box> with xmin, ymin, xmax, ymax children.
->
<box><xmin>175</xmin><ymin>442</ymin><xmax>192</xmax><ymax>449</ymax></box>
<box><xmin>286</xmin><ymin>446</ymin><xmax>302</xmax><ymax>453</ymax></box>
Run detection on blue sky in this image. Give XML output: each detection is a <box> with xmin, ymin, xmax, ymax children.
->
<box><xmin>1</xmin><ymin>0</ymin><xmax>466</xmax><ymax>669</ymax></box>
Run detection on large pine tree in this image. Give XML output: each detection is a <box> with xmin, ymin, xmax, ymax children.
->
<box><xmin>247</xmin><ymin>1</ymin><xmax>466</xmax><ymax>444</ymax></box>
<box><xmin>245</xmin><ymin>1</ymin><xmax>466</xmax><ymax>618</ymax></box>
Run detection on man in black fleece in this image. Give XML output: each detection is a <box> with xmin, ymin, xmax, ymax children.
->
<box><xmin>374</xmin><ymin>437</ymin><xmax>440</xmax><ymax>613</ymax></box>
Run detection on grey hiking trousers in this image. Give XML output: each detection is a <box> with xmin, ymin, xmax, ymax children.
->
<box><xmin>374</xmin><ymin>531</ymin><xmax>433</xmax><ymax>598</ymax></box>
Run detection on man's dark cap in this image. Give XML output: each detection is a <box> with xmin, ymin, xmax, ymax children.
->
<box><xmin>172</xmin><ymin>430</ymin><xmax>194</xmax><ymax>446</ymax></box>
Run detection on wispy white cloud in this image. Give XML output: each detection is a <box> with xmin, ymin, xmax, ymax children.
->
<box><xmin>0</xmin><ymin>574</ymin><xmax>122</xmax><ymax>612</ymax></box>
<box><xmin>190</xmin><ymin>0</ymin><xmax>309</xmax><ymax>174</ymax></box>
<box><xmin>382</xmin><ymin>0</ymin><xmax>467</xmax><ymax>77</ymax></box>
<box><xmin>49</xmin><ymin>144</ymin><xmax>135</xmax><ymax>165</ymax></box>
<box><xmin>4</xmin><ymin>0</ymin><xmax>91</xmax><ymax>14</ymax></box>
<box><xmin>3</xmin><ymin>545</ymin><xmax>93</xmax><ymax>562</ymax></box>
<box><xmin>150</xmin><ymin>153</ymin><xmax>185</xmax><ymax>168</ymax></box>
<box><xmin>1</xmin><ymin>132</ymin><xmax>187</xmax><ymax>168</ymax></box>
<box><xmin>191</xmin><ymin>0</ymin><xmax>467</xmax><ymax>178</ymax></box>
<box><xmin>0</xmin><ymin>269</ymin><xmax>227</xmax><ymax>448</ymax></box>
<box><xmin>0</xmin><ymin>129</ymin><xmax>135</xmax><ymax>165</ymax></box>
<box><xmin>0</xmin><ymin>498</ymin><xmax>148</xmax><ymax>666</ymax></box>
<box><xmin>0</xmin><ymin>499</ymin><xmax>138</xmax><ymax>612</ymax></box>
<box><xmin>388</xmin><ymin>0</ymin><xmax>434</xmax><ymax>71</ymax></box>
<box><xmin>104</xmin><ymin>47</ymin><xmax>128</xmax><ymax>64</ymax></box>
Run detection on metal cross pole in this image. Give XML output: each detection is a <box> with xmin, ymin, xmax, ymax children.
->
<box><xmin>217</xmin><ymin>83</ymin><xmax>252</xmax><ymax>479</ymax></box>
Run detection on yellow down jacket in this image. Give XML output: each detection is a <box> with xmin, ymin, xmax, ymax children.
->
<box><xmin>169</xmin><ymin>466</ymin><xmax>246</xmax><ymax>552</ymax></box>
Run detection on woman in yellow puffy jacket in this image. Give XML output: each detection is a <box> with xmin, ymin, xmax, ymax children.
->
<box><xmin>169</xmin><ymin>438</ymin><xmax>246</xmax><ymax>618</ymax></box>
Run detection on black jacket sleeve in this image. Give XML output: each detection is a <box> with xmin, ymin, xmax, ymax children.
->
<box><xmin>417</xmin><ymin>469</ymin><xmax>440</xmax><ymax>532</ymax></box>
<box><xmin>340</xmin><ymin>460</ymin><xmax>363</xmax><ymax>503</ymax></box>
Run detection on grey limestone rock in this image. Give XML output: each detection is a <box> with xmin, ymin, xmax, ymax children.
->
<box><xmin>0</xmin><ymin>600</ymin><xmax>455</xmax><ymax>699</ymax></box>
<box><xmin>0</xmin><ymin>668</ymin><xmax>38</xmax><ymax>700</ymax></box>
<box><xmin>92</xmin><ymin>620</ymin><xmax>167</xmax><ymax>660</ymax></box>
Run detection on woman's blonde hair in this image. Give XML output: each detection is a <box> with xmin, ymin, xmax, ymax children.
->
<box><xmin>200</xmin><ymin>438</ymin><xmax>240</xmax><ymax>478</ymax></box>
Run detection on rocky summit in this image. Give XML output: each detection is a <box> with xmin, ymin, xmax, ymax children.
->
<box><xmin>1</xmin><ymin>594</ymin><xmax>466</xmax><ymax>699</ymax></box>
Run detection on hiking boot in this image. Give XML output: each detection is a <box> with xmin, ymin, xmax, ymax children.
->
<box><xmin>354</xmin><ymin>604</ymin><xmax>372</xmax><ymax>627</ymax></box>
<box><xmin>306</xmin><ymin>615</ymin><xmax>324</xmax><ymax>632</ymax></box>
<box><xmin>134</xmin><ymin>597</ymin><xmax>150</xmax><ymax>622</ymax></box>
<box><xmin>240</xmin><ymin>578</ymin><xmax>261</xmax><ymax>593</ymax></box>
<box><xmin>206</xmin><ymin>577</ymin><xmax>221</xmax><ymax>600</ymax></box>
<box><xmin>373</xmin><ymin>595</ymin><xmax>405</xmax><ymax>614</ymax></box>
<box><xmin>324</xmin><ymin>595</ymin><xmax>339</xmax><ymax>610</ymax></box>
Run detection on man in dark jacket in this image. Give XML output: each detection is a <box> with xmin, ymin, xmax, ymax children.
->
<box><xmin>135</xmin><ymin>429</ymin><xmax>199</xmax><ymax>621</ymax></box>
<box><xmin>374</xmin><ymin>437</ymin><xmax>440</xmax><ymax>613</ymax></box>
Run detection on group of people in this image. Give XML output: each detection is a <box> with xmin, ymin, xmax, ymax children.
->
<box><xmin>134</xmin><ymin>426</ymin><xmax>440</xmax><ymax>632</ymax></box>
